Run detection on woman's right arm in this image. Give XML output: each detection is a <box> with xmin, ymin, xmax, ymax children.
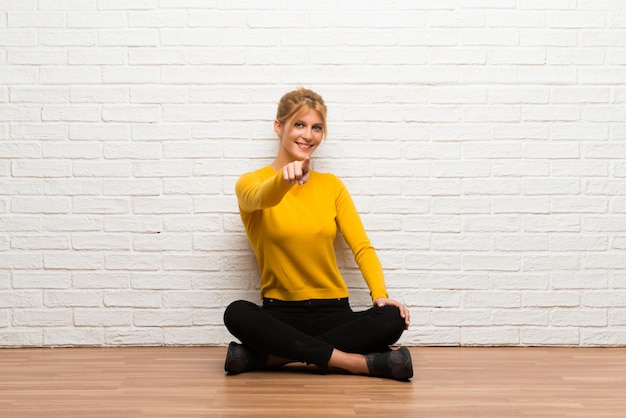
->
<box><xmin>235</xmin><ymin>170</ymin><xmax>294</xmax><ymax>213</ymax></box>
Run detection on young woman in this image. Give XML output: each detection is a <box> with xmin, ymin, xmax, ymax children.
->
<box><xmin>223</xmin><ymin>87</ymin><xmax>413</xmax><ymax>380</ymax></box>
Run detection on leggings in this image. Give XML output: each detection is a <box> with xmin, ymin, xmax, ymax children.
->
<box><xmin>223</xmin><ymin>298</ymin><xmax>406</xmax><ymax>369</ymax></box>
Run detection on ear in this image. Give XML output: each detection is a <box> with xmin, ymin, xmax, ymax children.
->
<box><xmin>273</xmin><ymin>120</ymin><xmax>282</xmax><ymax>137</ymax></box>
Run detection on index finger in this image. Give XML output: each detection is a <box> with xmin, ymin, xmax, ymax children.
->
<box><xmin>301</xmin><ymin>157</ymin><xmax>310</xmax><ymax>173</ymax></box>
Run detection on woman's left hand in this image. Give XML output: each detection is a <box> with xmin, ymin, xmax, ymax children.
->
<box><xmin>374</xmin><ymin>297</ymin><xmax>410</xmax><ymax>330</ymax></box>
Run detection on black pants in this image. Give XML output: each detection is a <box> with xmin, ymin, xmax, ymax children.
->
<box><xmin>223</xmin><ymin>298</ymin><xmax>405</xmax><ymax>369</ymax></box>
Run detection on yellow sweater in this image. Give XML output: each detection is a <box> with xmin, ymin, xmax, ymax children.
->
<box><xmin>235</xmin><ymin>165</ymin><xmax>388</xmax><ymax>302</ymax></box>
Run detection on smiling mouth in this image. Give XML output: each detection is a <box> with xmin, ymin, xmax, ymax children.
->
<box><xmin>296</xmin><ymin>142</ymin><xmax>315</xmax><ymax>150</ymax></box>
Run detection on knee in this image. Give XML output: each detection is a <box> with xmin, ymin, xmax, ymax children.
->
<box><xmin>378</xmin><ymin>304</ymin><xmax>401</xmax><ymax>320</ymax></box>
<box><xmin>377</xmin><ymin>305</ymin><xmax>406</xmax><ymax>338</ymax></box>
<box><xmin>223</xmin><ymin>299</ymin><xmax>256</xmax><ymax>330</ymax></box>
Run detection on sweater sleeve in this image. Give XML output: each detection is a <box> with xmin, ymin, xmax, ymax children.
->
<box><xmin>333</xmin><ymin>177</ymin><xmax>388</xmax><ymax>301</ymax></box>
<box><xmin>235</xmin><ymin>168</ymin><xmax>294</xmax><ymax>213</ymax></box>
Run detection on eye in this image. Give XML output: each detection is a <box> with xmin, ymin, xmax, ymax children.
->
<box><xmin>294</xmin><ymin>122</ymin><xmax>304</xmax><ymax>128</ymax></box>
<box><xmin>313</xmin><ymin>125</ymin><xmax>323</xmax><ymax>131</ymax></box>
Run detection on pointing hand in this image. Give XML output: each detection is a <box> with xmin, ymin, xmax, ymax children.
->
<box><xmin>282</xmin><ymin>157</ymin><xmax>310</xmax><ymax>185</ymax></box>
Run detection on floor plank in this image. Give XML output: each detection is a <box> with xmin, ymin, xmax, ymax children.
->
<box><xmin>1</xmin><ymin>346</ymin><xmax>625</xmax><ymax>417</ymax></box>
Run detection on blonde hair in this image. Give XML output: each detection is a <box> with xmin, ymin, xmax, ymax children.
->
<box><xmin>276</xmin><ymin>87</ymin><xmax>327</xmax><ymax>138</ymax></box>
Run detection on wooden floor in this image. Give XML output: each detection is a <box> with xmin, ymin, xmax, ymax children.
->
<box><xmin>1</xmin><ymin>346</ymin><xmax>625</xmax><ymax>417</ymax></box>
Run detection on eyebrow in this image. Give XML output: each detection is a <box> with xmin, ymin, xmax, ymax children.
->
<box><xmin>295</xmin><ymin>120</ymin><xmax>323</xmax><ymax>126</ymax></box>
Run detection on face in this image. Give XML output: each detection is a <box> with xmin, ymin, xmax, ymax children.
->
<box><xmin>274</xmin><ymin>108</ymin><xmax>324</xmax><ymax>163</ymax></box>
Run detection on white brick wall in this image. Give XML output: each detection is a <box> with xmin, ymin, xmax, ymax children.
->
<box><xmin>1</xmin><ymin>1</ymin><xmax>626</xmax><ymax>347</ymax></box>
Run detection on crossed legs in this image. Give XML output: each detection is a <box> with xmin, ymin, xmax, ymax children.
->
<box><xmin>223</xmin><ymin>299</ymin><xmax>411</xmax><ymax>380</ymax></box>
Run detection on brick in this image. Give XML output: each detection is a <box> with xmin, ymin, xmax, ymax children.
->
<box><xmin>104</xmin><ymin>290</ymin><xmax>162</xmax><ymax>308</ymax></box>
<box><xmin>432</xmin><ymin>309</ymin><xmax>491</xmax><ymax>326</ymax></box>
<box><xmin>104</xmin><ymin>254</ymin><xmax>161</xmax><ymax>271</ymax></box>
<box><xmin>102</xmin><ymin>67</ymin><xmax>160</xmax><ymax>84</ymax></box>
<box><xmin>0</xmin><ymin>178</ymin><xmax>42</xmax><ymax>194</ymax></box>
<box><xmin>10</xmin><ymin>123</ymin><xmax>67</xmax><ymax>140</ymax></box>
<box><xmin>44</xmin><ymin>290</ymin><xmax>102</xmax><ymax>307</ymax></box>
<box><xmin>11</xmin><ymin>235</ymin><xmax>70</xmax><ymax>250</ymax></box>
<box><xmin>39</xmin><ymin>30</ymin><xmax>96</xmax><ymax>47</ymax></box>
<box><xmin>66</xmin><ymin>12</ymin><xmax>125</xmax><ymax>29</ymax></box>
<box><xmin>7</xmin><ymin>12</ymin><xmax>65</xmax><ymax>28</ymax></box>
<box><xmin>162</xmin><ymin>291</ymin><xmax>222</xmax><ymax>308</ymax></box>
<box><xmin>0</xmin><ymin>105</ymin><xmax>40</xmax><ymax>122</ymax></box>
<box><xmin>68</xmin><ymin>48</ymin><xmax>126</xmax><ymax>65</ymax></box>
<box><xmin>550</xmin><ymin>309</ymin><xmax>608</xmax><ymax>326</ymax></box>
<box><xmin>163</xmin><ymin>178</ymin><xmax>220</xmax><ymax>195</ymax></box>
<box><xmin>0</xmin><ymin>0</ymin><xmax>37</xmax><ymax>10</ymax></box>
<box><xmin>162</xmin><ymin>253</ymin><xmax>221</xmax><ymax>272</ymax></box>
<box><xmin>68</xmin><ymin>192</ymin><xmax>124</xmax><ymax>211</ymax></box>
<box><xmin>44</xmin><ymin>328</ymin><xmax>104</xmax><ymax>346</ymax></box>
<box><xmin>11</xmin><ymin>160</ymin><xmax>72</xmax><ymax>177</ymax></box>
<box><xmin>103</xmin><ymin>143</ymin><xmax>161</xmax><ymax>159</ymax></box>
<box><xmin>42</xmin><ymin>106</ymin><xmax>101</xmax><ymax>122</ymax></box>
<box><xmin>72</xmin><ymin>233</ymin><xmax>131</xmax><ymax>251</ymax></box>
<box><xmin>163</xmin><ymin>215</ymin><xmax>221</xmax><ymax>233</ymax></box>
<box><xmin>72</xmin><ymin>272</ymin><xmax>130</xmax><ymax>289</ymax></box>
<box><xmin>404</xmin><ymin>327</ymin><xmax>460</xmax><ymax>346</ymax></box>
<box><xmin>132</xmin><ymin>124</ymin><xmax>191</xmax><ymax>141</ymax></box>
<box><xmin>8</xmin><ymin>49</ymin><xmax>66</xmax><ymax>65</ymax></box>
<box><xmin>128</xmin><ymin>11</ymin><xmax>187</xmax><ymax>28</ymax></box>
<box><xmin>134</xmin><ymin>310</ymin><xmax>193</xmax><ymax>327</ymax></box>
<box><xmin>105</xmin><ymin>329</ymin><xmax>163</xmax><ymax>346</ymax></box>
<box><xmin>187</xmin><ymin>10</ymin><xmax>245</xmax><ymax>27</ymax></box>
<box><xmin>70</xmin><ymin>87</ymin><xmax>128</xmax><ymax>104</ymax></box>
<box><xmin>520</xmin><ymin>328</ymin><xmax>580</xmax><ymax>345</ymax></box>
<box><xmin>132</xmin><ymin>234</ymin><xmax>192</xmax><ymax>252</ymax></box>
<box><xmin>73</xmin><ymin>161</ymin><xmax>131</xmax><ymax>177</ymax></box>
<box><xmin>12</xmin><ymin>271</ymin><xmax>69</xmax><ymax>289</ymax></box>
<box><xmin>463</xmin><ymin>178</ymin><xmax>521</xmax><ymax>195</ymax></box>
<box><xmin>130</xmin><ymin>272</ymin><xmax>190</xmax><ymax>290</ymax></box>
<box><xmin>74</xmin><ymin>309</ymin><xmax>132</xmax><ymax>327</ymax></box>
<box><xmin>0</xmin><ymin>66</ymin><xmax>37</xmax><ymax>85</ymax></box>
<box><xmin>103</xmin><ymin>179</ymin><xmax>161</xmax><ymax>196</ymax></box>
<box><xmin>132</xmin><ymin>197</ymin><xmax>192</xmax><ymax>214</ymax></box>
<box><xmin>490</xmin><ymin>274</ymin><xmax>549</xmax><ymax>290</ymax></box>
<box><xmin>581</xmin><ymin>291</ymin><xmax>626</xmax><ymax>308</ymax></box>
<box><xmin>13</xmin><ymin>309</ymin><xmax>72</xmax><ymax>326</ymax></box>
<box><xmin>580</xmin><ymin>329</ymin><xmax>626</xmax><ymax>346</ymax></box>
<box><xmin>0</xmin><ymin>30</ymin><xmax>38</xmax><ymax>47</ymax></box>
<box><xmin>0</xmin><ymin>330</ymin><xmax>43</xmax><ymax>347</ymax></box>
<box><xmin>493</xmin><ymin>197</ymin><xmax>550</xmax><ymax>214</ymax></box>
<box><xmin>461</xmin><ymin>328</ymin><xmax>520</xmax><ymax>346</ymax></box>
<box><xmin>522</xmin><ymin>292</ymin><xmax>579</xmax><ymax>308</ymax></box>
<box><xmin>130</xmin><ymin>85</ymin><xmax>187</xmax><ymax>103</ymax></box>
<box><xmin>104</xmin><ymin>216</ymin><xmax>162</xmax><ymax>233</ymax></box>
<box><xmin>38</xmin><ymin>0</ymin><xmax>96</xmax><ymax>11</ymax></box>
<box><xmin>432</xmin><ymin>197</ymin><xmax>491</xmax><ymax>214</ymax></box>
<box><xmin>43</xmin><ymin>252</ymin><xmax>103</xmax><ymax>270</ymax></box>
<box><xmin>98</xmin><ymin>30</ymin><xmax>158</xmax><ymax>47</ymax></box>
<box><xmin>405</xmin><ymin>216</ymin><xmax>461</xmax><ymax>233</ymax></box>
<box><xmin>163</xmin><ymin>327</ymin><xmax>220</xmax><ymax>345</ymax></box>
<box><xmin>97</xmin><ymin>0</ymin><xmax>156</xmax><ymax>10</ymax></box>
<box><xmin>42</xmin><ymin>215</ymin><xmax>102</xmax><ymax>232</ymax></box>
<box><xmin>40</xmin><ymin>66</ymin><xmax>101</xmax><ymax>84</ymax></box>
<box><xmin>102</xmin><ymin>105</ymin><xmax>159</xmax><ymax>122</ymax></box>
<box><xmin>10</xmin><ymin>87</ymin><xmax>69</xmax><ymax>103</ymax></box>
<box><xmin>404</xmin><ymin>253</ymin><xmax>461</xmax><ymax>271</ymax></box>
<box><xmin>132</xmin><ymin>160</ymin><xmax>192</xmax><ymax>177</ymax></box>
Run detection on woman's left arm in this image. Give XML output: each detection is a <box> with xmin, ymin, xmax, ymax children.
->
<box><xmin>334</xmin><ymin>177</ymin><xmax>388</xmax><ymax>300</ymax></box>
<box><xmin>333</xmin><ymin>177</ymin><xmax>411</xmax><ymax>329</ymax></box>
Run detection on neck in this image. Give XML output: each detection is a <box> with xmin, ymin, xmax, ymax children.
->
<box><xmin>270</xmin><ymin>158</ymin><xmax>285</xmax><ymax>172</ymax></box>
<box><xmin>270</xmin><ymin>151</ymin><xmax>295</xmax><ymax>172</ymax></box>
